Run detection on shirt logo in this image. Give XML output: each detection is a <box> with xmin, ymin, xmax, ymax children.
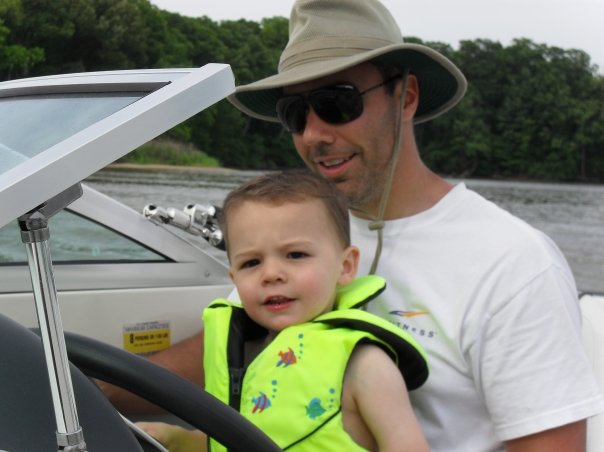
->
<box><xmin>389</xmin><ymin>310</ymin><xmax>437</xmax><ymax>339</ymax></box>
<box><xmin>389</xmin><ymin>310</ymin><xmax>428</xmax><ymax>318</ymax></box>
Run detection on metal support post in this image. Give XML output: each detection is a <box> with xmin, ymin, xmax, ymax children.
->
<box><xmin>19</xmin><ymin>184</ymin><xmax>87</xmax><ymax>451</ymax></box>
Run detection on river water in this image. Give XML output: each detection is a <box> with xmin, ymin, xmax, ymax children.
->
<box><xmin>84</xmin><ymin>168</ymin><xmax>604</xmax><ymax>293</ymax></box>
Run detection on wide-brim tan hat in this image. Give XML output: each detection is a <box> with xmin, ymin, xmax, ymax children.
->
<box><xmin>228</xmin><ymin>0</ymin><xmax>467</xmax><ymax>125</ymax></box>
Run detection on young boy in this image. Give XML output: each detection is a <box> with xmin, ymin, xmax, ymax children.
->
<box><xmin>138</xmin><ymin>169</ymin><xmax>429</xmax><ymax>451</ymax></box>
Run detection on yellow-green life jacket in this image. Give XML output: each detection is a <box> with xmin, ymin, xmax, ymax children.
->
<box><xmin>203</xmin><ymin>275</ymin><xmax>428</xmax><ymax>451</ymax></box>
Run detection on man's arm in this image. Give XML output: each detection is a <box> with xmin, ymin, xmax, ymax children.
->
<box><xmin>505</xmin><ymin>421</ymin><xmax>586</xmax><ymax>452</ymax></box>
<box><xmin>98</xmin><ymin>332</ymin><xmax>205</xmax><ymax>414</ymax></box>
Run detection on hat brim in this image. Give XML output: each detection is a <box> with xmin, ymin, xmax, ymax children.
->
<box><xmin>228</xmin><ymin>42</ymin><xmax>467</xmax><ymax>125</ymax></box>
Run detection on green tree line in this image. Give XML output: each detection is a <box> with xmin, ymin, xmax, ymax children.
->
<box><xmin>1</xmin><ymin>0</ymin><xmax>603</xmax><ymax>181</ymax></box>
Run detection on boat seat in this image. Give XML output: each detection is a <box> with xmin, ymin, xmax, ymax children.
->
<box><xmin>581</xmin><ymin>293</ymin><xmax>604</xmax><ymax>452</ymax></box>
<box><xmin>0</xmin><ymin>313</ymin><xmax>144</xmax><ymax>451</ymax></box>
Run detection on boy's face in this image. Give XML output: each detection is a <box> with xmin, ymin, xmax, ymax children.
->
<box><xmin>227</xmin><ymin>199</ymin><xmax>358</xmax><ymax>337</ymax></box>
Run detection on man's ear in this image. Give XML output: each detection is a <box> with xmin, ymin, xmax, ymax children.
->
<box><xmin>338</xmin><ymin>245</ymin><xmax>360</xmax><ymax>286</ymax></box>
<box><xmin>396</xmin><ymin>73</ymin><xmax>419</xmax><ymax>121</ymax></box>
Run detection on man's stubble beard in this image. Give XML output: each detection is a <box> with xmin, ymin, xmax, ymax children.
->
<box><xmin>344</xmin><ymin>98</ymin><xmax>399</xmax><ymax>215</ymax></box>
<box><xmin>334</xmin><ymin>156</ymin><xmax>390</xmax><ymax>217</ymax></box>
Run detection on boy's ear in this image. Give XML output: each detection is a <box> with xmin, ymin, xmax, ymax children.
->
<box><xmin>338</xmin><ymin>245</ymin><xmax>360</xmax><ymax>286</ymax></box>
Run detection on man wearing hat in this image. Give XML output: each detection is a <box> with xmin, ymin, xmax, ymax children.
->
<box><xmin>226</xmin><ymin>1</ymin><xmax>603</xmax><ymax>449</ymax></box>
<box><xmin>104</xmin><ymin>0</ymin><xmax>604</xmax><ymax>450</ymax></box>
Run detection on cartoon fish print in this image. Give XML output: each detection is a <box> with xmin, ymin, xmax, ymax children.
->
<box><xmin>276</xmin><ymin>347</ymin><xmax>297</xmax><ymax>367</ymax></box>
<box><xmin>305</xmin><ymin>398</ymin><xmax>326</xmax><ymax>420</ymax></box>
<box><xmin>251</xmin><ymin>392</ymin><xmax>271</xmax><ymax>413</ymax></box>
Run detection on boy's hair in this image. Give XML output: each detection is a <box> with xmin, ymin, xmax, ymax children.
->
<box><xmin>220</xmin><ymin>169</ymin><xmax>351</xmax><ymax>251</ymax></box>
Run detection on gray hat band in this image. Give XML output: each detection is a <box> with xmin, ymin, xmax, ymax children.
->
<box><xmin>279</xmin><ymin>37</ymin><xmax>393</xmax><ymax>73</ymax></box>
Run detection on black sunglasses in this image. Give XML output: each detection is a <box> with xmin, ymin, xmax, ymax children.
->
<box><xmin>276</xmin><ymin>74</ymin><xmax>402</xmax><ymax>134</ymax></box>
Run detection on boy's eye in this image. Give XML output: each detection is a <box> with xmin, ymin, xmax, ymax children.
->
<box><xmin>288</xmin><ymin>251</ymin><xmax>308</xmax><ymax>259</ymax></box>
<box><xmin>240</xmin><ymin>258</ymin><xmax>260</xmax><ymax>269</ymax></box>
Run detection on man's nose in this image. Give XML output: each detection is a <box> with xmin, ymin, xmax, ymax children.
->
<box><xmin>299</xmin><ymin>107</ymin><xmax>336</xmax><ymax>146</ymax></box>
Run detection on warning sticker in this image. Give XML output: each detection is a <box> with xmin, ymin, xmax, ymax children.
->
<box><xmin>123</xmin><ymin>321</ymin><xmax>171</xmax><ymax>355</ymax></box>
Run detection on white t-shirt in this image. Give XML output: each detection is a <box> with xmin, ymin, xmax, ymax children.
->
<box><xmin>351</xmin><ymin>183</ymin><xmax>604</xmax><ymax>451</ymax></box>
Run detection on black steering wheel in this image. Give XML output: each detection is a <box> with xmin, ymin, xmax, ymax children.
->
<box><xmin>0</xmin><ymin>313</ymin><xmax>280</xmax><ymax>451</ymax></box>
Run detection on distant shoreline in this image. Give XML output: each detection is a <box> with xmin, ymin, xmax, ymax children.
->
<box><xmin>105</xmin><ymin>162</ymin><xmax>244</xmax><ymax>174</ymax></box>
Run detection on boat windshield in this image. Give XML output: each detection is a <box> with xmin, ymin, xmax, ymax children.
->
<box><xmin>0</xmin><ymin>93</ymin><xmax>142</xmax><ymax>174</ymax></box>
<box><xmin>0</xmin><ymin>65</ymin><xmax>234</xmax><ymax>230</ymax></box>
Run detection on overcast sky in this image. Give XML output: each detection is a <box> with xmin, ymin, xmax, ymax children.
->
<box><xmin>149</xmin><ymin>0</ymin><xmax>604</xmax><ymax>73</ymax></box>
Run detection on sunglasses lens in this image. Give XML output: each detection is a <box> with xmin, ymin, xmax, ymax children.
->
<box><xmin>276</xmin><ymin>85</ymin><xmax>364</xmax><ymax>133</ymax></box>
<box><xmin>311</xmin><ymin>87</ymin><xmax>363</xmax><ymax>125</ymax></box>
<box><xmin>276</xmin><ymin>96</ymin><xmax>307</xmax><ymax>133</ymax></box>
